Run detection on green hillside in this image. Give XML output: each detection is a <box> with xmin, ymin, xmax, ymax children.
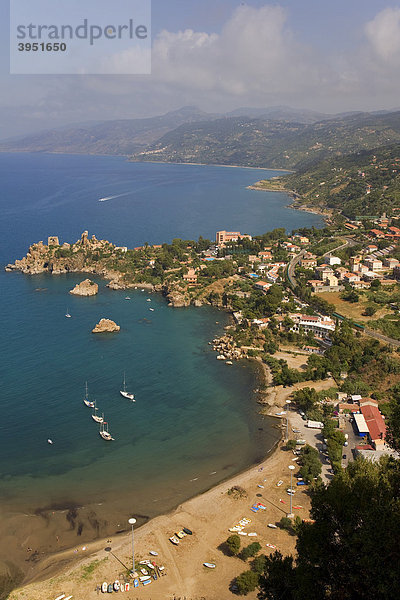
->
<box><xmin>268</xmin><ymin>144</ymin><xmax>400</xmax><ymax>219</ymax></box>
<box><xmin>131</xmin><ymin>111</ymin><xmax>400</xmax><ymax>169</ymax></box>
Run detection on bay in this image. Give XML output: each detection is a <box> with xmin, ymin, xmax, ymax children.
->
<box><xmin>0</xmin><ymin>153</ymin><xmax>322</xmax><ymax>565</ymax></box>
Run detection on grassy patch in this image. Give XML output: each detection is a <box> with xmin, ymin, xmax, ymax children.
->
<box><xmin>80</xmin><ymin>558</ymin><xmax>106</xmax><ymax>581</ymax></box>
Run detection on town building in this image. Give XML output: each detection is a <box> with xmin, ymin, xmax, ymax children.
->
<box><xmin>254</xmin><ymin>281</ymin><xmax>272</xmax><ymax>292</ymax></box>
<box><xmin>327</xmin><ymin>255</ymin><xmax>341</xmax><ymax>266</ymax></box>
<box><xmin>289</xmin><ymin>313</ymin><xmax>336</xmax><ymax>339</ymax></box>
<box><xmin>365</xmin><ymin>257</ymin><xmax>383</xmax><ymax>271</ymax></box>
<box><xmin>183</xmin><ymin>268</ymin><xmax>198</xmax><ymax>284</ymax></box>
<box><xmin>300</xmin><ymin>252</ymin><xmax>317</xmax><ymax>268</ymax></box>
<box><xmin>216</xmin><ymin>231</ymin><xmax>252</xmax><ymax>245</ymax></box>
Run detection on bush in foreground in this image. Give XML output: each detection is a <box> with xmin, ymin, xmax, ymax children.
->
<box><xmin>236</xmin><ymin>570</ymin><xmax>260</xmax><ymax>595</ymax></box>
<box><xmin>240</xmin><ymin>541</ymin><xmax>262</xmax><ymax>561</ymax></box>
<box><xmin>226</xmin><ymin>534</ymin><xmax>241</xmax><ymax>556</ymax></box>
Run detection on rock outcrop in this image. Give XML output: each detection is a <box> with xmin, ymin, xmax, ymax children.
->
<box><xmin>92</xmin><ymin>318</ymin><xmax>120</xmax><ymax>333</ymax></box>
<box><xmin>70</xmin><ymin>279</ymin><xmax>99</xmax><ymax>296</ymax></box>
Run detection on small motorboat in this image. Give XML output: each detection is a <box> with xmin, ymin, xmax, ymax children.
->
<box><xmin>101</xmin><ymin>582</ymin><xmax>108</xmax><ymax>593</ymax></box>
<box><xmin>149</xmin><ymin>308</ymin><xmax>155</xmax><ymax>311</ymax></box>
<box><xmin>139</xmin><ymin>575</ymin><xmax>151</xmax><ymax>582</ymax></box>
<box><xmin>125</xmin><ymin>296</ymin><xmax>131</xmax><ymax>300</ymax></box>
<box><xmin>203</xmin><ymin>563</ymin><xmax>216</xmax><ymax>569</ymax></box>
<box><xmin>65</xmin><ymin>312</ymin><xmax>71</xmax><ymax>318</ymax></box>
<box><xmin>113</xmin><ymin>581</ymin><xmax>120</xmax><ymax>592</ymax></box>
<box><xmin>140</xmin><ymin>568</ymin><xmax>148</xmax><ymax>575</ymax></box>
<box><xmin>47</xmin><ymin>439</ymin><xmax>53</xmax><ymax>444</ymax></box>
<box><xmin>169</xmin><ymin>535</ymin><xmax>179</xmax><ymax>545</ymax></box>
<box><xmin>54</xmin><ymin>595</ymin><xmax>66</xmax><ymax>600</ymax></box>
<box><xmin>176</xmin><ymin>530</ymin><xmax>186</xmax><ymax>539</ymax></box>
<box><xmin>268</xmin><ymin>523</ymin><xmax>278</xmax><ymax>529</ymax></box>
<box><xmin>182</xmin><ymin>527</ymin><xmax>193</xmax><ymax>535</ymax></box>
<box><xmin>149</xmin><ymin>550</ymin><xmax>158</xmax><ymax>556</ymax></box>
<box><xmin>146</xmin><ymin>298</ymin><xmax>151</xmax><ymax>302</ymax></box>
<box><xmin>276</xmin><ymin>480</ymin><xmax>283</xmax><ymax>487</ymax></box>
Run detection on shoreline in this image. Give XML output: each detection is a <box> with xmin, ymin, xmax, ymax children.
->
<box><xmin>0</xmin><ymin>281</ymin><xmax>281</xmax><ymax>597</ymax></box>
<box><xmin>7</xmin><ymin>352</ymin><xmax>283</xmax><ymax>598</ymax></box>
<box><xmin>0</xmin><ymin>151</ymin><xmax>294</xmax><ymax>173</ymax></box>
<box><xmin>11</xmin><ymin>429</ymin><xmax>286</xmax><ymax>600</ymax></box>
<box><xmin>247</xmin><ymin>180</ymin><xmax>332</xmax><ymax>223</ymax></box>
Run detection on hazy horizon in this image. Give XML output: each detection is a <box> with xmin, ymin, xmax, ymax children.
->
<box><xmin>2</xmin><ymin>0</ymin><xmax>400</xmax><ymax>138</ymax></box>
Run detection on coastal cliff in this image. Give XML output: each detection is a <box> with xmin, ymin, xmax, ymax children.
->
<box><xmin>5</xmin><ymin>231</ymin><xmax>126</xmax><ymax>282</ymax></box>
<box><xmin>6</xmin><ymin>232</ymin><xmax>238</xmax><ymax>311</ymax></box>
<box><xmin>70</xmin><ymin>279</ymin><xmax>98</xmax><ymax>296</ymax></box>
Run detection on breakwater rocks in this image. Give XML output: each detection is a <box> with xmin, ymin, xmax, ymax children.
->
<box><xmin>211</xmin><ymin>334</ymin><xmax>244</xmax><ymax>361</ymax></box>
<box><xmin>70</xmin><ymin>279</ymin><xmax>98</xmax><ymax>296</ymax></box>
<box><xmin>92</xmin><ymin>318</ymin><xmax>120</xmax><ymax>333</ymax></box>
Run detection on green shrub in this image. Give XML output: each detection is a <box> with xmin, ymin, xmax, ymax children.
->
<box><xmin>240</xmin><ymin>542</ymin><xmax>262</xmax><ymax>561</ymax></box>
<box><xmin>236</xmin><ymin>570</ymin><xmax>260</xmax><ymax>595</ymax></box>
<box><xmin>226</xmin><ymin>534</ymin><xmax>241</xmax><ymax>555</ymax></box>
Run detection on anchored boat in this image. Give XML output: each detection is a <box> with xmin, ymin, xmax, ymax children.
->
<box><xmin>120</xmin><ymin>372</ymin><xmax>135</xmax><ymax>401</ymax></box>
<box><xmin>83</xmin><ymin>382</ymin><xmax>95</xmax><ymax>408</ymax></box>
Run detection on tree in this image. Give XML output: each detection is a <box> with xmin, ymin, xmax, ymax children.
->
<box><xmin>251</xmin><ymin>554</ymin><xmax>267</xmax><ymax>574</ymax></box>
<box><xmin>259</xmin><ymin>458</ymin><xmax>400</xmax><ymax>600</ymax></box>
<box><xmin>236</xmin><ymin>570</ymin><xmax>260</xmax><ymax>595</ymax></box>
<box><xmin>240</xmin><ymin>541</ymin><xmax>262</xmax><ymax>561</ymax></box>
<box><xmin>363</xmin><ymin>304</ymin><xmax>377</xmax><ymax>316</ymax></box>
<box><xmin>286</xmin><ymin>439</ymin><xmax>297</xmax><ymax>450</ymax></box>
<box><xmin>386</xmin><ymin>387</ymin><xmax>400</xmax><ymax>452</ymax></box>
<box><xmin>292</xmin><ymin>387</ymin><xmax>319</xmax><ymax>412</ymax></box>
<box><xmin>226</xmin><ymin>534</ymin><xmax>241</xmax><ymax>555</ymax></box>
<box><xmin>258</xmin><ymin>551</ymin><xmax>296</xmax><ymax>600</ymax></box>
<box><xmin>279</xmin><ymin>517</ymin><xmax>292</xmax><ymax>531</ymax></box>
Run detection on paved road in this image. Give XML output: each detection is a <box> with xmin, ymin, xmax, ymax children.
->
<box><xmin>287</xmin><ymin>250</ymin><xmax>305</xmax><ymax>289</ymax></box>
<box><xmin>362</xmin><ymin>326</ymin><xmax>400</xmax><ymax>348</ymax></box>
<box><xmin>288</xmin><ymin>410</ymin><xmax>333</xmax><ymax>483</ymax></box>
<box><xmin>287</xmin><ymin>237</ymin><xmax>355</xmax><ymax>290</ymax></box>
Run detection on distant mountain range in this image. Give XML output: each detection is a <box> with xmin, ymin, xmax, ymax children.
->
<box><xmin>130</xmin><ymin>110</ymin><xmax>400</xmax><ymax>170</ymax></box>
<box><xmin>2</xmin><ymin>106</ymin><xmax>400</xmax><ymax>172</ymax></box>
<box><xmin>0</xmin><ymin>106</ymin><xmax>218</xmax><ymax>155</ymax></box>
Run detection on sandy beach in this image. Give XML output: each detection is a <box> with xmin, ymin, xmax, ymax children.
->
<box><xmin>7</xmin><ymin>356</ymin><xmax>336</xmax><ymax>600</ymax></box>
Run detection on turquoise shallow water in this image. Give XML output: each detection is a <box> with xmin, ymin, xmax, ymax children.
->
<box><xmin>0</xmin><ymin>154</ymin><xmax>321</xmax><ymax>552</ymax></box>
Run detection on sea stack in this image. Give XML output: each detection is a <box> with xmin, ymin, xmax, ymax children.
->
<box><xmin>70</xmin><ymin>279</ymin><xmax>99</xmax><ymax>296</ymax></box>
<box><xmin>92</xmin><ymin>318</ymin><xmax>120</xmax><ymax>333</ymax></box>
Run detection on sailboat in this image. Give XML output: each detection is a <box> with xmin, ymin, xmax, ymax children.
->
<box><xmin>120</xmin><ymin>373</ymin><xmax>135</xmax><ymax>401</ymax></box>
<box><xmin>83</xmin><ymin>382</ymin><xmax>95</xmax><ymax>408</ymax></box>
<box><xmin>99</xmin><ymin>420</ymin><xmax>114</xmax><ymax>441</ymax></box>
<box><xmin>92</xmin><ymin>404</ymin><xmax>104</xmax><ymax>424</ymax></box>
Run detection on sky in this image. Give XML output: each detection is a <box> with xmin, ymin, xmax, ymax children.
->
<box><xmin>1</xmin><ymin>0</ymin><xmax>400</xmax><ymax>138</ymax></box>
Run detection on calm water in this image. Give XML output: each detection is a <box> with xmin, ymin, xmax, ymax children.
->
<box><xmin>0</xmin><ymin>154</ymin><xmax>321</xmax><ymax>548</ymax></box>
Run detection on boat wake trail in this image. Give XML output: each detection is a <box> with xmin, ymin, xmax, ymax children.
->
<box><xmin>98</xmin><ymin>192</ymin><xmax>131</xmax><ymax>202</ymax></box>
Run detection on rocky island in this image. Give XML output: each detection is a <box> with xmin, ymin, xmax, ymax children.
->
<box><xmin>69</xmin><ymin>278</ymin><xmax>98</xmax><ymax>296</ymax></box>
<box><xmin>92</xmin><ymin>318</ymin><xmax>120</xmax><ymax>333</ymax></box>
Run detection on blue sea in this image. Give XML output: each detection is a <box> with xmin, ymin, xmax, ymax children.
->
<box><xmin>0</xmin><ymin>154</ymin><xmax>322</xmax><ymax>558</ymax></box>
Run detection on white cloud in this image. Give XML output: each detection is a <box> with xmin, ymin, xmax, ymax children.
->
<box><xmin>4</xmin><ymin>3</ymin><xmax>400</xmax><ymax>138</ymax></box>
<box><xmin>150</xmin><ymin>5</ymin><xmax>327</xmax><ymax>99</ymax></box>
<box><xmin>365</xmin><ymin>7</ymin><xmax>400</xmax><ymax>63</ymax></box>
